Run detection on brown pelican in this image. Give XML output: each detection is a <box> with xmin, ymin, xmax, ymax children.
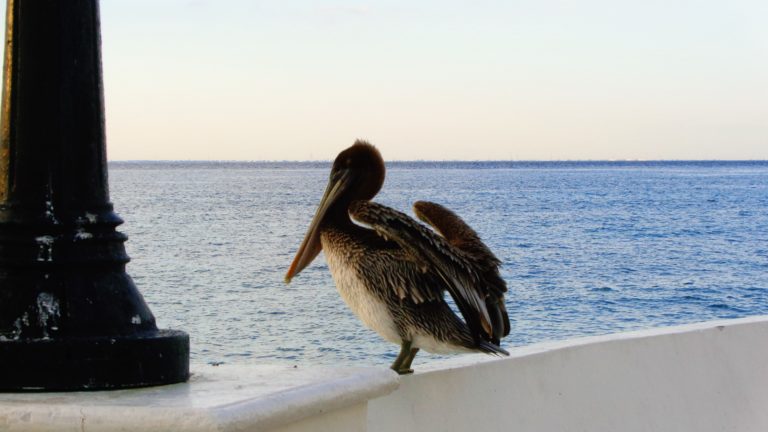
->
<box><xmin>285</xmin><ymin>140</ymin><xmax>510</xmax><ymax>374</ymax></box>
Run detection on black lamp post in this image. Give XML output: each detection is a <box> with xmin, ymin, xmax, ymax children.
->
<box><xmin>0</xmin><ymin>0</ymin><xmax>189</xmax><ymax>390</ymax></box>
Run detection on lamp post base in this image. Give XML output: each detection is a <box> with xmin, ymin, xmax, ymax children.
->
<box><xmin>0</xmin><ymin>330</ymin><xmax>189</xmax><ymax>391</ymax></box>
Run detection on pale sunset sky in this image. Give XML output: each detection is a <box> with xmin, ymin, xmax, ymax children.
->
<box><xmin>7</xmin><ymin>1</ymin><xmax>767</xmax><ymax>160</ymax></box>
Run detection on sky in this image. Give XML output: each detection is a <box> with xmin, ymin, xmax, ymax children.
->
<box><xmin>5</xmin><ymin>1</ymin><xmax>768</xmax><ymax>160</ymax></box>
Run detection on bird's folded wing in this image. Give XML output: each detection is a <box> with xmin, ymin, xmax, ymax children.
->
<box><xmin>413</xmin><ymin>200</ymin><xmax>510</xmax><ymax>340</ymax></box>
<box><xmin>349</xmin><ymin>200</ymin><xmax>493</xmax><ymax>337</ymax></box>
<box><xmin>413</xmin><ymin>200</ymin><xmax>506</xmax><ymax>297</ymax></box>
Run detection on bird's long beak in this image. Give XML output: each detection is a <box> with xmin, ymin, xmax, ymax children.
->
<box><xmin>285</xmin><ymin>169</ymin><xmax>351</xmax><ymax>283</ymax></box>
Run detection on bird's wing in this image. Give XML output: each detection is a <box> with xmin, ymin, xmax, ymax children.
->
<box><xmin>413</xmin><ymin>201</ymin><xmax>504</xmax><ymax>292</ymax></box>
<box><xmin>414</xmin><ymin>201</ymin><xmax>510</xmax><ymax>340</ymax></box>
<box><xmin>349</xmin><ymin>200</ymin><xmax>494</xmax><ymax>338</ymax></box>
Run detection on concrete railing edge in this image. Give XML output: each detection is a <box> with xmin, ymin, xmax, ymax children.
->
<box><xmin>210</xmin><ymin>366</ymin><xmax>399</xmax><ymax>431</ymax></box>
<box><xmin>413</xmin><ymin>314</ymin><xmax>768</xmax><ymax>374</ymax></box>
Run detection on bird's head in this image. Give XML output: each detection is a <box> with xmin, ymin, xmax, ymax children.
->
<box><xmin>285</xmin><ymin>140</ymin><xmax>385</xmax><ymax>283</ymax></box>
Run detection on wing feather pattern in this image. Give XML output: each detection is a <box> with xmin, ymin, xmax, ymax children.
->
<box><xmin>414</xmin><ymin>201</ymin><xmax>510</xmax><ymax>342</ymax></box>
<box><xmin>349</xmin><ymin>200</ymin><xmax>497</xmax><ymax>340</ymax></box>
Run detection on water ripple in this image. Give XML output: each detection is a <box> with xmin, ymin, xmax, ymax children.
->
<box><xmin>109</xmin><ymin>161</ymin><xmax>768</xmax><ymax>367</ymax></box>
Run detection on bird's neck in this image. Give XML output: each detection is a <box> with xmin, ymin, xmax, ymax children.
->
<box><xmin>324</xmin><ymin>199</ymin><xmax>356</xmax><ymax>230</ymax></box>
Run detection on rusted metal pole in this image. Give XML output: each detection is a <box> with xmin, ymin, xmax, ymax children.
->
<box><xmin>0</xmin><ymin>0</ymin><xmax>189</xmax><ymax>390</ymax></box>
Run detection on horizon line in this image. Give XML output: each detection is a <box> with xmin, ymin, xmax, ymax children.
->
<box><xmin>107</xmin><ymin>158</ymin><xmax>768</xmax><ymax>163</ymax></box>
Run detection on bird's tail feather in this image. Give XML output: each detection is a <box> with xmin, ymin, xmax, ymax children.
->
<box><xmin>476</xmin><ymin>339</ymin><xmax>509</xmax><ymax>356</ymax></box>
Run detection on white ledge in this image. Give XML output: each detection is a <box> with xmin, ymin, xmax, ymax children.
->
<box><xmin>0</xmin><ymin>364</ymin><xmax>399</xmax><ymax>432</ymax></box>
<box><xmin>2</xmin><ymin>316</ymin><xmax>767</xmax><ymax>432</ymax></box>
<box><xmin>370</xmin><ymin>315</ymin><xmax>768</xmax><ymax>432</ymax></box>
<box><xmin>417</xmin><ymin>314</ymin><xmax>768</xmax><ymax>372</ymax></box>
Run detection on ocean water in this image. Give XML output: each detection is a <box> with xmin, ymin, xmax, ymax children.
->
<box><xmin>109</xmin><ymin>161</ymin><xmax>768</xmax><ymax>368</ymax></box>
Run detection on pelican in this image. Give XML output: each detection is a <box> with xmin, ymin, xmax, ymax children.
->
<box><xmin>285</xmin><ymin>140</ymin><xmax>510</xmax><ymax>374</ymax></box>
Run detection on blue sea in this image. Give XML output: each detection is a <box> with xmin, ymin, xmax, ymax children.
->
<box><xmin>109</xmin><ymin>161</ymin><xmax>768</xmax><ymax>368</ymax></box>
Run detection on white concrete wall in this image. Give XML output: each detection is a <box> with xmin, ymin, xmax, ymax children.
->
<box><xmin>2</xmin><ymin>317</ymin><xmax>766</xmax><ymax>432</ymax></box>
<box><xmin>0</xmin><ymin>365</ymin><xmax>398</xmax><ymax>432</ymax></box>
<box><xmin>367</xmin><ymin>316</ymin><xmax>768</xmax><ymax>432</ymax></box>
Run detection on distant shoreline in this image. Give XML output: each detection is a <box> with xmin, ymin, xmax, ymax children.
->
<box><xmin>109</xmin><ymin>160</ymin><xmax>768</xmax><ymax>170</ymax></box>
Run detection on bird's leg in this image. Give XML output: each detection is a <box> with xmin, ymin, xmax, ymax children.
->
<box><xmin>399</xmin><ymin>347</ymin><xmax>420</xmax><ymax>374</ymax></box>
<box><xmin>390</xmin><ymin>340</ymin><xmax>413</xmax><ymax>374</ymax></box>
